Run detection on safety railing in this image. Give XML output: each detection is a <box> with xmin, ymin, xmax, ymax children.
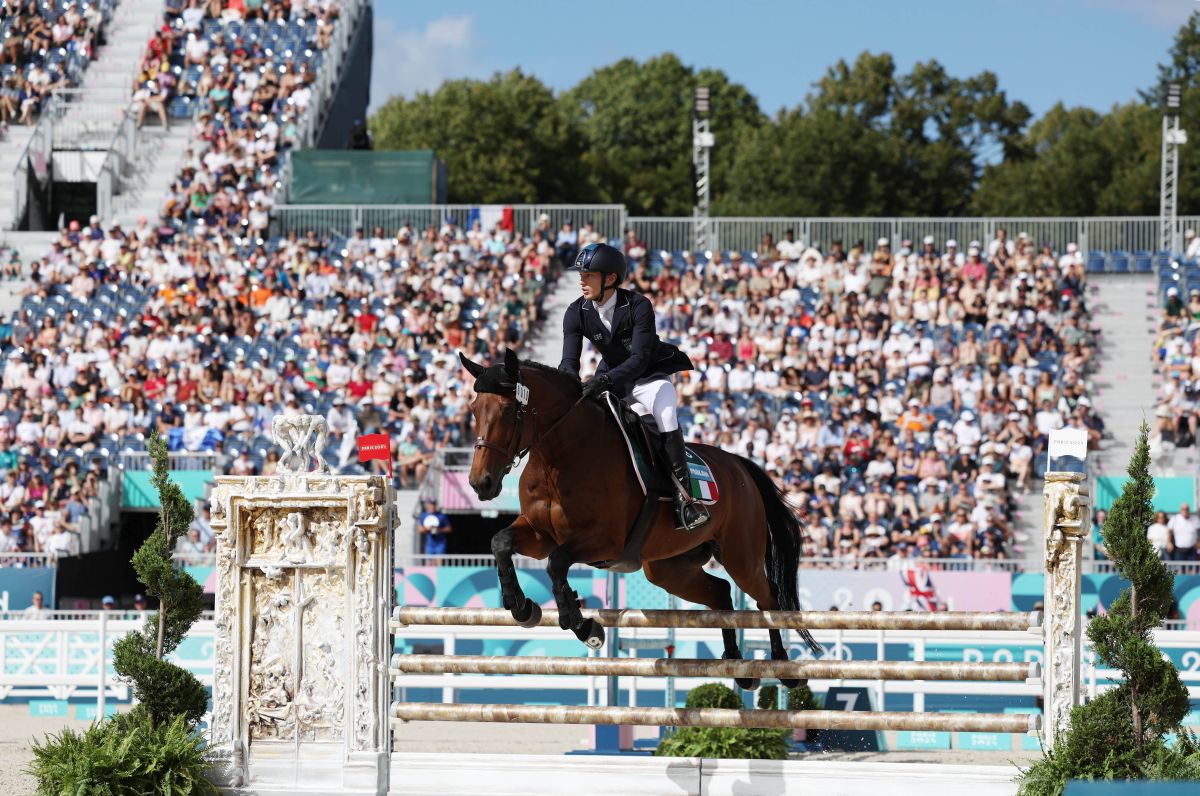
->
<box><xmin>0</xmin><ymin>552</ymin><xmax>59</xmax><ymax>569</ymax></box>
<box><xmin>293</xmin><ymin>0</ymin><xmax>369</xmax><ymax>151</ymax></box>
<box><xmin>270</xmin><ymin>204</ymin><xmax>629</xmax><ymax>243</ymax></box>
<box><xmin>96</xmin><ymin>107</ymin><xmax>137</xmax><ymax>224</ymax></box>
<box><xmin>116</xmin><ymin>451</ymin><xmax>218</xmax><ymax>472</ymax></box>
<box><xmin>49</xmin><ymin>88</ymin><xmax>133</xmax><ymax>150</ymax></box>
<box><xmin>623</xmin><ymin>216</ymin><xmax>1200</xmax><ymax>259</ymax></box>
<box><xmin>10</xmin><ymin>96</ymin><xmax>57</xmax><ymax>230</ymax></box>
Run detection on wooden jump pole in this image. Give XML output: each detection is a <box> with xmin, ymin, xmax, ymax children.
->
<box><xmin>392</xmin><ymin>703</ymin><xmax>1040</xmax><ymax>734</ymax></box>
<box><xmin>391</xmin><ymin>607</ymin><xmax>1042</xmax><ymax>633</ymax></box>
<box><xmin>389</xmin><ymin>654</ymin><xmax>1039</xmax><ymax>682</ymax></box>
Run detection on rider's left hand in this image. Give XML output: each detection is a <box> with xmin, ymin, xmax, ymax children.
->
<box><xmin>581</xmin><ymin>374</ymin><xmax>613</xmax><ymax>400</ymax></box>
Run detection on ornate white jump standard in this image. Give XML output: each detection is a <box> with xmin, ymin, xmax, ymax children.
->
<box><xmin>207</xmin><ymin>416</ymin><xmax>393</xmax><ymax>794</ymax></box>
<box><xmin>1042</xmin><ymin>469</ymin><xmax>1090</xmax><ymax>746</ymax></box>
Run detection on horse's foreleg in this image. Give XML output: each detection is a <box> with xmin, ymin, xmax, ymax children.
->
<box><xmin>491</xmin><ymin>517</ymin><xmax>549</xmax><ymax>628</ymax></box>
<box><xmin>547</xmin><ymin>545</ymin><xmax>604</xmax><ymax>649</ymax></box>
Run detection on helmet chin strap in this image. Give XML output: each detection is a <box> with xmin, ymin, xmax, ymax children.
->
<box><xmin>596</xmin><ymin>275</ymin><xmax>614</xmax><ymax>304</ymax></box>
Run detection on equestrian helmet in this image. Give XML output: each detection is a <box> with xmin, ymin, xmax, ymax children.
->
<box><xmin>570</xmin><ymin>242</ymin><xmax>627</xmax><ymax>285</ymax></box>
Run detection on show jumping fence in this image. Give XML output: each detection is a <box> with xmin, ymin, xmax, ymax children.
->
<box><xmin>388</xmin><ymin>606</ymin><xmax>1046</xmax><ymax>736</ymax></box>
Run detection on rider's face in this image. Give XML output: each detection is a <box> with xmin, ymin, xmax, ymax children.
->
<box><xmin>579</xmin><ymin>271</ymin><xmax>612</xmax><ymax>301</ymax></box>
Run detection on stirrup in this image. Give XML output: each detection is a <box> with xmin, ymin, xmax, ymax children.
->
<box><xmin>674</xmin><ymin>492</ymin><xmax>711</xmax><ymax>532</ymax></box>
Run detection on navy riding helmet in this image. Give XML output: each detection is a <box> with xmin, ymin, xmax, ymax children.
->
<box><xmin>570</xmin><ymin>242</ymin><xmax>627</xmax><ymax>287</ymax></box>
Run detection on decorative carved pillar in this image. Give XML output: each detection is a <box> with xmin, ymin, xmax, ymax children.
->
<box><xmin>1042</xmin><ymin>470</ymin><xmax>1089</xmax><ymax>747</ymax></box>
<box><xmin>208</xmin><ymin>416</ymin><xmax>392</xmax><ymax>794</ymax></box>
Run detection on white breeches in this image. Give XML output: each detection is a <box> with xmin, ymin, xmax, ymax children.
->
<box><xmin>629</xmin><ymin>376</ymin><xmax>679</xmax><ymax>433</ymax></box>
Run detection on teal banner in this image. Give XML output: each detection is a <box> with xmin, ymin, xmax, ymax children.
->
<box><xmin>122</xmin><ymin>470</ymin><xmax>212</xmax><ymax>509</ymax></box>
<box><xmin>1094</xmin><ymin>476</ymin><xmax>1194</xmax><ymax>513</ymax></box>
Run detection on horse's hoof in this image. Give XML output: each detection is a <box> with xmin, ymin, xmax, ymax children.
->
<box><xmin>735</xmin><ymin>677</ymin><xmax>761</xmax><ymax>691</ymax></box>
<box><xmin>576</xmin><ymin>618</ymin><xmax>605</xmax><ymax>649</ymax></box>
<box><xmin>514</xmin><ymin>599</ymin><xmax>541</xmax><ymax>629</ymax></box>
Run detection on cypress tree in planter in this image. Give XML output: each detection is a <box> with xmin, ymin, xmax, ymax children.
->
<box><xmin>29</xmin><ymin>432</ymin><xmax>214</xmax><ymax>794</ymax></box>
<box><xmin>111</xmin><ymin>431</ymin><xmax>209</xmax><ymax>725</ymax></box>
<box><xmin>1018</xmin><ymin>423</ymin><xmax>1200</xmax><ymax>793</ymax></box>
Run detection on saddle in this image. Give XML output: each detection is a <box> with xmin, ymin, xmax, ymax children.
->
<box><xmin>590</xmin><ymin>393</ymin><xmax>720</xmax><ymax>573</ymax></box>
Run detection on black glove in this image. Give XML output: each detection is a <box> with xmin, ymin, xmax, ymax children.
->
<box><xmin>581</xmin><ymin>374</ymin><xmax>613</xmax><ymax>400</ymax></box>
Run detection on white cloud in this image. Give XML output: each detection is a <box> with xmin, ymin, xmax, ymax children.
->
<box><xmin>369</xmin><ymin>14</ymin><xmax>477</xmax><ymax>112</ymax></box>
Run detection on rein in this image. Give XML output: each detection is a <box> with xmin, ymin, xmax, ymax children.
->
<box><xmin>474</xmin><ymin>384</ymin><xmax>586</xmax><ymax>474</ymax></box>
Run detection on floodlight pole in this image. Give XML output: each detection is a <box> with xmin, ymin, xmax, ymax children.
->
<box><xmin>693</xmin><ymin>87</ymin><xmax>714</xmax><ymax>253</ymax></box>
<box><xmin>1161</xmin><ymin>84</ymin><xmax>1187</xmax><ymax>254</ymax></box>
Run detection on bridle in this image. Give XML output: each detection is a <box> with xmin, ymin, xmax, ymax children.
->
<box><xmin>473</xmin><ymin>380</ymin><xmax>584</xmax><ymax>474</ymax></box>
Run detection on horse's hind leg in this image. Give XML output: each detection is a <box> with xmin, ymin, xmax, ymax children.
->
<box><xmin>644</xmin><ymin>543</ymin><xmax>760</xmax><ymax>691</ymax></box>
<box><xmin>492</xmin><ymin>517</ymin><xmax>551</xmax><ymax>628</ymax></box>
<box><xmin>769</xmin><ymin>629</ymin><xmax>804</xmax><ymax>690</ymax></box>
<box><xmin>547</xmin><ymin>544</ymin><xmax>605</xmax><ymax>649</ymax></box>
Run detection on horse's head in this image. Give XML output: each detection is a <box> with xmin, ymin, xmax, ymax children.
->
<box><xmin>459</xmin><ymin>348</ymin><xmax>530</xmax><ymax>501</ymax></box>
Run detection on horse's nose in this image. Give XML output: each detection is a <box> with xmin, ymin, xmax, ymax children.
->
<box><xmin>475</xmin><ymin>474</ymin><xmax>495</xmax><ymax>496</ymax></box>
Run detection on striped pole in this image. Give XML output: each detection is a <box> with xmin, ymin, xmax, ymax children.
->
<box><xmin>391</xmin><ymin>606</ymin><xmax>1042</xmax><ymax>633</ymax></box>
<box><xmin>392</xmin><ymin>703</ymin><xmax>1040</xmax><ymax>734</ymax></box>
<box><xmin>389</xmin><ymin>654</ymin><xmax>1039</xmax><ymax>682</ymax></box>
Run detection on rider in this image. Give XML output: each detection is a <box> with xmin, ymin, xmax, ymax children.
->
<box><xmin>559</xmin><ymin>242</ymin><xmax>710</xmax><ymax>531</ymax></box>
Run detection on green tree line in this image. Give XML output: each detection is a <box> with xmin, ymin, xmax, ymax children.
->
<box><xmin>369</xmin><ymin>13</ymin><xmax>1200</xmax><ymax>217</ymax></box>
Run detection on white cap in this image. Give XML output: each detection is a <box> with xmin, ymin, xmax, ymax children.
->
<box><xmin>946</xmin><ymin>239</ymin><xmax>958</xmax><ymax>248</ymax></box>
<box><xmin>1188</xmin><ymin>229</ymin><xmax>1196</xmax><ymax>238</ymax></box>
<box><xmin>877</xmin><ymin>237</ymin><xmax>890</xmax><ymax>247</ymax></box>
<box><xmin>922</xmin><ymin>235</ymin><xmax>934</xmax><ymax>245</ymax></box>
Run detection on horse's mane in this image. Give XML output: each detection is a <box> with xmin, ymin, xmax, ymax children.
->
<box><xmin>519</xmin><ymin>358</ymin><xmax>581</xmax><ymax>394</ymax></box>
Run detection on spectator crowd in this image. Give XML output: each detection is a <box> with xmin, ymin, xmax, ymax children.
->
<box><xmin>0</xmin><ymin>0</ymin><xmax>114</xmax><ymax>128</ymax></box>
<box><xmin>0</xmin><ymin>0</ymin><xmax>1108</xmax><ymax>572</ymax></box>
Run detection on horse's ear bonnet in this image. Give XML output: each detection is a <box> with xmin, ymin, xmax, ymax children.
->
<box><xmin>467</xmin><ymin>353</ymin><xmax>520</xmax><ymax>398</ymax></box>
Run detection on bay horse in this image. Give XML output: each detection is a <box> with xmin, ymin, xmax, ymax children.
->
<box><xmin>459</xmin><ymin>349</ymin><xmax>818</xmax><ymax>689</ymax></box>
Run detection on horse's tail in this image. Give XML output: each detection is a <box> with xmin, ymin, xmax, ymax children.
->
<box><xmin>743</xmin><ymin>459</ymin><xmax>822</xmax><ymax>654</ymax></box>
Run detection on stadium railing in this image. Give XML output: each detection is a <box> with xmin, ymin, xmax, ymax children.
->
<box><xmin>269</xmin><ymin>203</ymin><xmax>629</xmax><ymax>244</ymax></box>
<box><xmin>0</xmin><ymin>552</ymin><xmax>58</xmax><ymax>568</ymax></box>
<box><xmin>265</xmin><ymin>208</ymin><xmax>1199</xmax><ymax>269</ymax></box>
<box><xmin>625</xmin><ymin>215</ymin><xmax>1200</xmax><ymax>264</ymax></box>
<box><xmin>11</xmin><ymin>94</ymin><xmax>57</xmax><ymax>229</ymax></box>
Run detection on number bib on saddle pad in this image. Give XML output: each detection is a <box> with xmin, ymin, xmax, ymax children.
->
<box><xmin>602</xmin><ymin>392</ymin><xmax>719</xmax><ymax>506</ymax></box>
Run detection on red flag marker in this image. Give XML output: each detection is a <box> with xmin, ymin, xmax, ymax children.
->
<box><xmin>357</xmin><ymin>433</ymin><xmax>392</xmax><ymax>476</ymax></box>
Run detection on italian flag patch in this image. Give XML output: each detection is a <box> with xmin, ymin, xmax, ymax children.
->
<box><xmin>684</xmin><ymin>448</ymin><xmax>719</xmax><ymax>504</ymax></box>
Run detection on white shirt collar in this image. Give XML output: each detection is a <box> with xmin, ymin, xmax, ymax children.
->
<box><xmin>592</xmin><ymin>290</ymin><xmax>619</xmax><ymax>314</ymax></box>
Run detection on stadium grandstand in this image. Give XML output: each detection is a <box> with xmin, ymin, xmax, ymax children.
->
<box><xmin>0</xmin><ymin>0</ymin><xmax>1193</xmax><ymax>619</ymax></box>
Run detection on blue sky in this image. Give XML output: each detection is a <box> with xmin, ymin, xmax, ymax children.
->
<box><xmin>368</xmin><ymin>0</ymin><xmax>1195</xmax><ymax>118</ymax></box>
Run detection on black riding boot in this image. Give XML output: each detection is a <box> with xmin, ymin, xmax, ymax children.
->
<box><xmin>662</xmin><ymin>428</ymin><xmax>711</xmax><ymax>532</ymax></box>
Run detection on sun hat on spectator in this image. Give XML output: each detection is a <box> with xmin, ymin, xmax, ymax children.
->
<box><xmin>876</xmin><ymin>237</ymin><xmax>889</xmax><ymax>247</ymax></box>
<box><xmin>946</xmin><ymin>239</ymin><xmax>958</xmax><ymax>248</ymax></box>
<box><xmin>922</xmin><ymin>236</ymin><xmax>935</xmax><ymax>245</ymax></box>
